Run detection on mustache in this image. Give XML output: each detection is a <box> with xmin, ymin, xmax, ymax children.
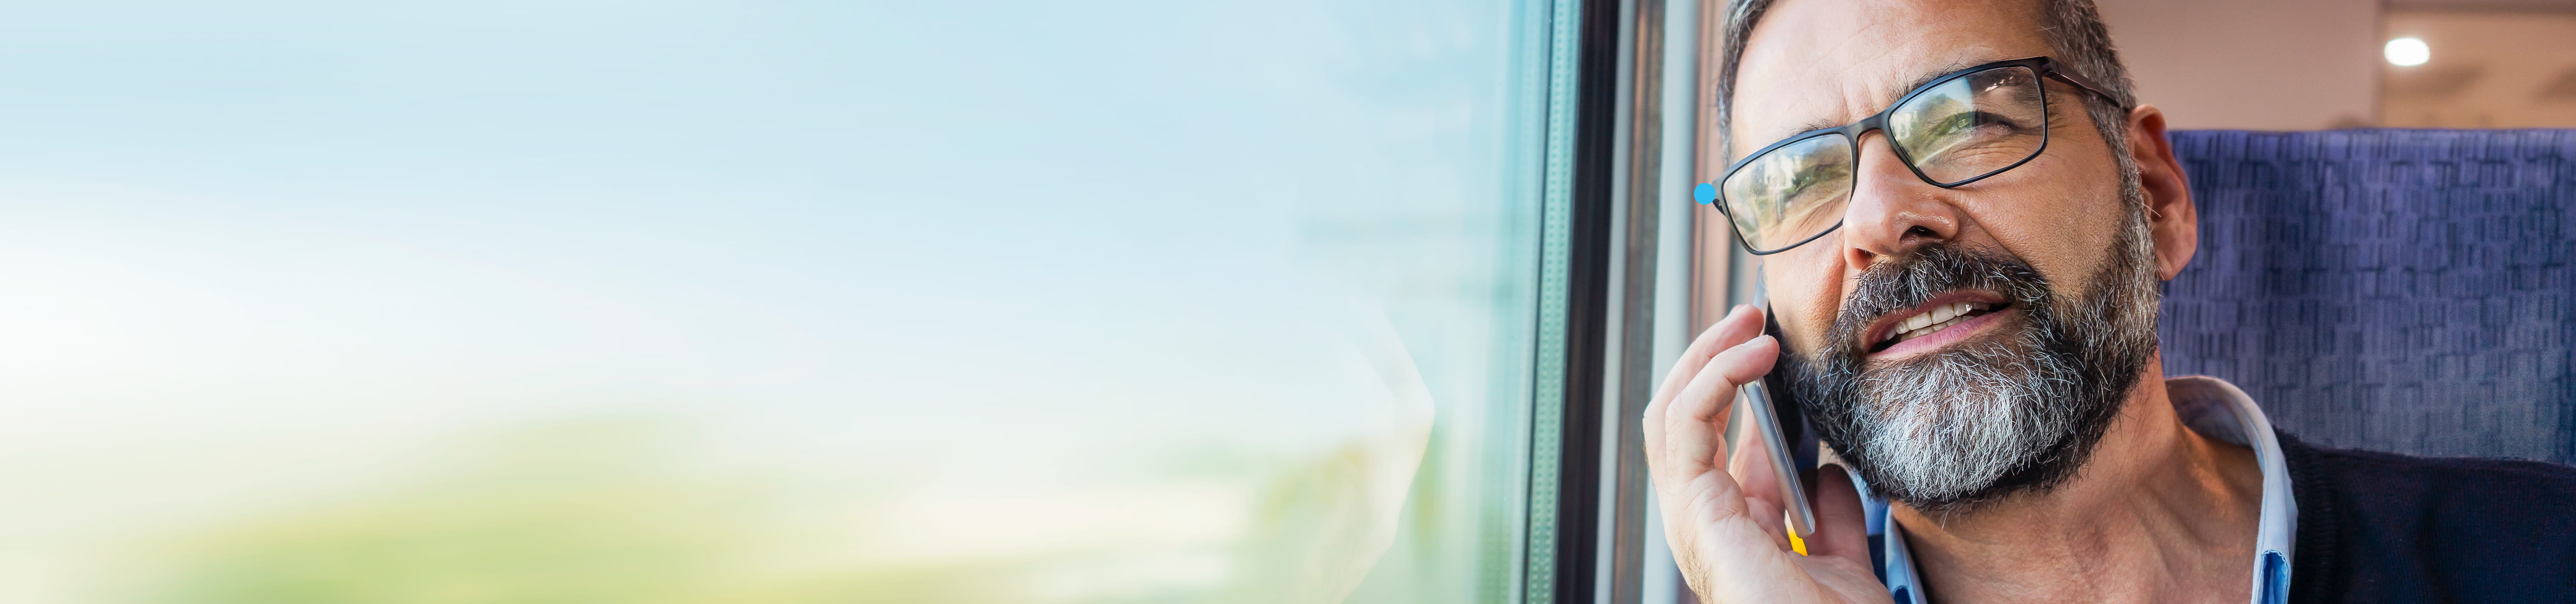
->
<box><xmin>1826</xmin><ymin>243</ymin><xmax>2057</xmax><ymax>357</ymax></box>
<box><xmin>1781</xmin><ymin>226</ymin><xmax>2164</xmax><ymax>513</ymax></box>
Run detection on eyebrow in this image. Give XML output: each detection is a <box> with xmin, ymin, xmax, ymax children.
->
<box><xmin>1769</xmin><ymin>59</ymin><xmax>1987</xmax><ymax>138</ymax></box>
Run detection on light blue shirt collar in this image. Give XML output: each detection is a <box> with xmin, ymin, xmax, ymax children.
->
<box><xmin>1871</xmin><ymin>375</ymin><xmax>2296</xmax><ymax>604</ymax></box>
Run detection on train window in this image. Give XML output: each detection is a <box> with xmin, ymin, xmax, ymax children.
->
<box><xmin>0</xmin><ymin>0</ymin><xmax>1679</xmax><ymax>601</ymax></box>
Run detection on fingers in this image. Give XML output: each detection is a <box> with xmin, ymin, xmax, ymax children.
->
<box><xmin>1663</xmin><ymin>331</ymin><xmax>1780</xmax><ymax>473</ymax></box>
<box><xmin>1657</xmin><ymin>333</ymin><xmax>1773</xmax><ymax>488</ymax></box>
<box><xmin>1652</xmin><ymin>305</ymin><xmax>1766</xmax><ymax>405</ymax></box>
<box><xmin>1645</xmin><ymin>305</ymin><xmax>1768</xmax><ymax>470</ymax></box>
<box><xmin>1807</xmin><ymin>463</ymin><xmax>1874</xmax><ymax>563</ymax></box>
<box><xmin>1701</xmin><ymin>330</ymin><xmax>1780</xmax><ymax>389</ymax></box>
<box><xmin>1646</xmin><ymin>306</ymin><xmax>1759</xmax><ymax>480</ymax></box>
<box><xmin>1656</xmin><ymin>323</ymin><xmax>1781</xmax><ymax>503</ymax></box>
<box><xmin>1642</xmin><ymin>305</ymin><xmax>1815</xmax><ymax>590</ymax></box>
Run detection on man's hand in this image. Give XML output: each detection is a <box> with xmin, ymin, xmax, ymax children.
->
<box><xmin>1641</xmin><ymin>305</ymin><xmax>1888</xmax><ymax>604</ymax></box>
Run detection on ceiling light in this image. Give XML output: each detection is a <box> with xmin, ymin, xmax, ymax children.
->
<box><xmin>2386</xmin><ymin>37</ymin><xmax>2430</xmax><ymax>67</ymax></box>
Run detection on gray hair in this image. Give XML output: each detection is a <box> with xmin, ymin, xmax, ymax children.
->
<box><xmin>1736</xmin><ymin>0</ymin><xmax>2170</xmax><ymax>513</ymax></box>
<box><xmin>1712</xmin><ymin>0</ymin><xmax>2140</xmax><ymax>165</ymax></box>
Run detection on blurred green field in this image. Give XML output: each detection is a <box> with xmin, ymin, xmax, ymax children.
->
<box><xmin>96</xmin><ymin>415</ymin><xmax>1515</xmax><ymax>604</ymax></box>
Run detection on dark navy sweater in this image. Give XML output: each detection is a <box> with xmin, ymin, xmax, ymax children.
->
<box><xmin>2279</xmin><ymin>431</ymin><xmax>2576</xmax><ymax>603</ymax></box>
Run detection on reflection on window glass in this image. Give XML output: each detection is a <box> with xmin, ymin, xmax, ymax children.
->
<box><xmin>0</xmin><ymin>0</ymin><xmax>1556</xmax><ymax>602</ymax></box>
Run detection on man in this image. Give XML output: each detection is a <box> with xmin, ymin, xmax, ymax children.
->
<box><xmin>1640</xmin><ymin>0</ymin><xmax>2576</xmax><ymax>602</ymax></box>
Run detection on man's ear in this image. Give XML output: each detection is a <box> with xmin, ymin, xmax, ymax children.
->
<box><xmin>2127</xmin><ymin>104</ymin><xmax>2196</xmax><ymax>281</ymax></box>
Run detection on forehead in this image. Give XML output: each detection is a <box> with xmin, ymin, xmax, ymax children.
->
<box><xmin>1728</xmin><ymin>0</ymin><xmax>2055</xmax><ymax>158</ymax></box>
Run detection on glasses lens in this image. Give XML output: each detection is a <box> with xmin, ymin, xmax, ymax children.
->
<box><xmin>1889</xmin><ymin>66</ymin><xmax>2048</xmax><ymax>185</ymax></box>
<box><xmin>1720</xmin><ymin>133</ymin><xmax>1853</xmax><ymax>252</ymax></box>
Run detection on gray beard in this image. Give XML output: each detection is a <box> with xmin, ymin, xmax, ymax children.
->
<box><xmin>1777</xmin><ymin>207</ymin><xmax>2162</xmax><ymax>515</ymax></box>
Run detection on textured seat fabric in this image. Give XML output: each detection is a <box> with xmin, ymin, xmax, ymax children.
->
<box><xmin>2160</xmin><ymin>129</ymin><xmax>2576</xmax><ymax>464</ymax></box>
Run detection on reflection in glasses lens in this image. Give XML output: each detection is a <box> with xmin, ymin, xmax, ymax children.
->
<box><xmin>1721</xmin><ymin>134</ymin><xmax>1853</xmax><ymax>252</ymax></box>
<box><xmin>1890</xmin><ymin>67</ymin><xmax>2047</xmax><ymax>185</ymax></box>
<box><xmin>1713</xmin><ymin>65</ymin><xmax>2054</xmax><ymax>254</ymax></box>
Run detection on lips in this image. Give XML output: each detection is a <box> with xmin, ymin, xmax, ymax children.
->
<box><xmin>1862</xmin><ymin>293</ymin><xmax>2011</xmax><ymax>354</ymax></box>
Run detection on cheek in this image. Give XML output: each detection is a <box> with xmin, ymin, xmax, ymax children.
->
<box><xmin>1958</xmin><ymin>158</ymin><xmax>2129</xmax><ymax>284</ymax></box>
<box><xmin>1756</xmin><ymin>247</ymin><xmax>1849</xmax><ymax>357</ymax></box>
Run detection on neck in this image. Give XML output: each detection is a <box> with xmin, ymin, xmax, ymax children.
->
<box><xmin>1891</xmin><ymin>354</ymin><xmax>2265</xmax><ymax>604</ymax></box>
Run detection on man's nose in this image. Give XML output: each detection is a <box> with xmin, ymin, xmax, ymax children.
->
<box><xmin>1839</xmin><ymin>133</ymin><xmax>1964</xmax><ymax>270</ymax></box>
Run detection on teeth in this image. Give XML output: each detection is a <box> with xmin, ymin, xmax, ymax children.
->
<box><xmin>1897</xmin><ymin>316</ymin><xmax>1956</xmax><ymax>343</ymax></box>
<box><xmin>1883</xmin><ymin>302</ymin><xmax>1993</xmax><ymax>347</ymax></box>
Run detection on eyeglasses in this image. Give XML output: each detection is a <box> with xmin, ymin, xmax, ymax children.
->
<box><xmin>1692</xmin><ymin>57</ymin><xmax>2121</xmax><ymax>255</ymax></box>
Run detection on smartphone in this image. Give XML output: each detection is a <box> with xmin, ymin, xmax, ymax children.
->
<box><xmin>1741</xmin><ymin>288</ymin><xmax>1819</xmax><ymax>553</ymax></box>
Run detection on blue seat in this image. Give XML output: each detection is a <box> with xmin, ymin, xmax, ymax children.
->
<box><xmin>2160</xmin><ymin>129</ymin><xmax>2576</xmax><ymax>464</ymax></box>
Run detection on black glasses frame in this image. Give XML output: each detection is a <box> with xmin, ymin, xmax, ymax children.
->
<box><xmin>1702</xmin><ymin>56</ymin><xmax>2123</xmax><ymax>255</ymax></box>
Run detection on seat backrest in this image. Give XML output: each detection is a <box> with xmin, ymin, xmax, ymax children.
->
<box><xmin>2161</xmin><ymin>129</ymin><xmax>2576</xmax><ymax>464</ymax></box>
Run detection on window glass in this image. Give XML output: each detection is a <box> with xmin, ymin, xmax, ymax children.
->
<box><xmin>0</xmin><ymin>0</ymin><xmax>1555</xmax><ymax>601</ymax></box>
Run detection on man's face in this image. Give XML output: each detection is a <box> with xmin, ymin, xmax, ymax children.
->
<box><xmin>1729</xmin><ymin>0</ymin><xmax>2163</xmax><ymax>511</ymax></box>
